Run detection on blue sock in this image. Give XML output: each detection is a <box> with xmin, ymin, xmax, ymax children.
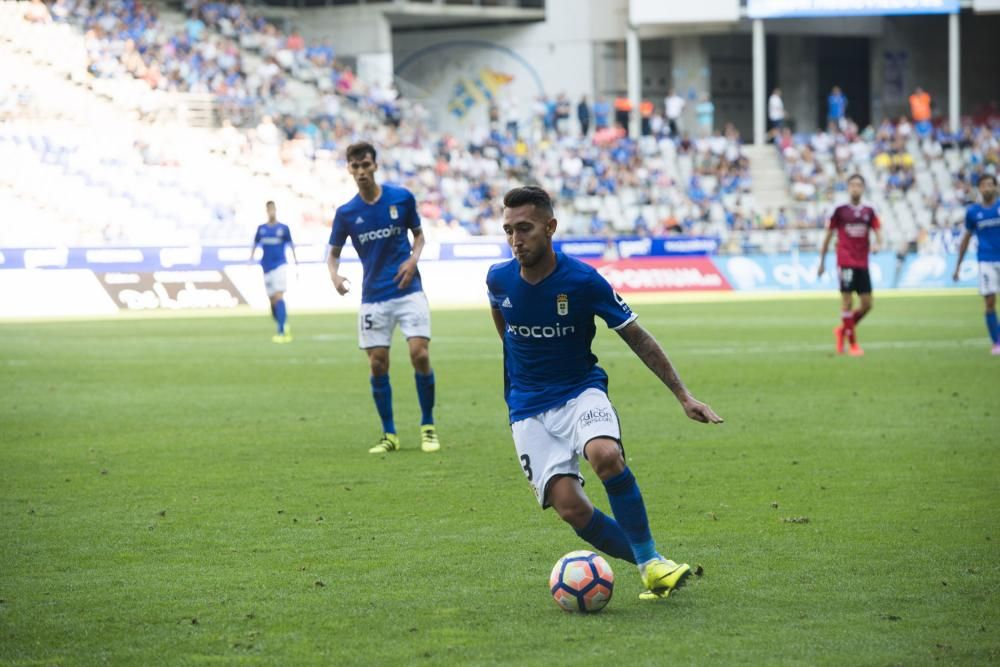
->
<box><xmin>414</xmin><ymin>371</ymin><xmax>435</xmax><ymax>426</ymax></box>
<box><xmin>986</xmin><ymin>311</ymin><xmax>999</xmax><ymax>344</ymax></box>
<box><xmin>270</xmin><ymin>302</ymin><xmax>277</xmax><ymax>319</ymax></box>
<box><xmin>575</xmin><ymin>508</ymin><xmax>637</xmax><ymax>564</ymax></box>
<box><xmin>603</xmin><ymin>467</ymin><xmax>660</xmax><ymax>565</ymax></box>
<box><xmin>274</xmin><ymin>299</ymin><xmax>287</xmax><ymax>334</ymax></box>
<box><xmin>370</xmin><ymin>374</ymin><xmax>395</xmax><ymax>434</ymax></box>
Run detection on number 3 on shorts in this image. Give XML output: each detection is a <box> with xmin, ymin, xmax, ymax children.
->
<box><xmin>520</xmin><ymin>454</ymin><xmax>533</xmax><ymax>481</ymax></box>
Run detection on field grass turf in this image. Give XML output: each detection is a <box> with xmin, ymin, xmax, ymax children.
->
<box><xmin>1</xmin><ymin>294</ymin><xmax>998</xmax><ymax>666</ymax></box>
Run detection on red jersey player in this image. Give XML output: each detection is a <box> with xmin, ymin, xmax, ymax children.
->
<box><xmin>817</xmin><ymin>174</ymin><xmax>883</xmax><ymax>356</ymax></box>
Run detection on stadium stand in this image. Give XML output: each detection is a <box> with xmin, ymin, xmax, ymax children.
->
<box><xmin>3</xmin><ymin>0</ymin><xmax>994</xmax><ymax>253</ymax></box>
<box><xmin>774</xmin><ymin>118</ymin><xmax>999</xmax><ymax>254</ymax></box>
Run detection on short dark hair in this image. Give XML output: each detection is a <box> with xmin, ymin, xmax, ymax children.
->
<box><xmin>346</xmin><ymin>141</ymin><xmax>377</xmax><ymax>163</ymax></box>
<box><xmin>503</xmin><ymin>186</ymin><xmax>554</xmax><ymax>217</ymax></box>
<box><xmin>265</xmin><ymin>200</ymin><xmax>276</xmax><ymax>207</ymax></box>
<box><xmin>979</xmin><ymin>173</ymin><xmax>997</xmax><ymax>186</ymax></box>
<box><xmin>847</xmin><ymin>173</ymin><xmax>865</xmax><ymax>185</ymax></box>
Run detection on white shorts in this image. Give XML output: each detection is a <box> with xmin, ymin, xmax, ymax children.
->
<box><xmin>358</xmin><ymin>291</ymin><xmax>431</xmax><ymax>349</ymax></box>
<box><xmin>511</xmin><ymin>388</ymin><xmax>622</xmax><ymax>508</ymax></box>
<box><xmin>263</xmin><ymin>264</ymin><xmax>288</xmax><ymax>297</ymax></box>
<box><xmin>979</xmin><ymin>261</ymin><xmax>1000</xmax><ymax>296</ymax></box>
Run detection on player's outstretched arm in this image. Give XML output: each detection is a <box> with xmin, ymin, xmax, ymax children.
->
<box><xmin>617</xmin><ymin>321</ymin><xmax>723</xmax><ymax>424</ymax></box>
<box><xmin>952</xmin><ymin>230</ymin><xmax>973</xmax><ymax>281</ymax></box>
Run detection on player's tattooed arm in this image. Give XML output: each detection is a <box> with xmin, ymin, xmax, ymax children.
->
<box><xmin>617</xmin><ymin>321</ymin><xmax>687</xmax><ymax>397</ymax></box>
<box><xmin>618</xmin><ymin>321</ymin><xmax>723</xmax><ymax>424</ymax></box>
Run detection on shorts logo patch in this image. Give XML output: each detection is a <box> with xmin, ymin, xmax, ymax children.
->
<box><xmin>579</xmin><ymin>406</ymin><xmax>613</xmax><ymax>428</ymax></box>
<box><xmin>556</xmin><ymin>293</ymin><xmax>569</xmax><ymax>316</ymax></box>
<box><xmin>389</xmin><ymin>205</ymin><xmax>399</xmax><ymax>220</ymax></box>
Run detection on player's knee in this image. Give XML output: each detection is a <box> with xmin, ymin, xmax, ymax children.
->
<box><xmin>553</xmin><ymin>498</ymin><xmax>591</xmax><ymax>530</ymax></box>
<box><xmin>586</xmin><ymin>440</ymin><xmax>625</xmax><ymax>480</ymax></box>
<box><xmin>368</xmin><ymin>355</ymin><xmax>389</xmax><ymax>376</ymax></box>
<box><xmin>409</xmin><ymin>346</ymin><xmax>429</xmax><ymax>369</ymax></box>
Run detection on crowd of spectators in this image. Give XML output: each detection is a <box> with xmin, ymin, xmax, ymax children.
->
<box><xmin>24</xmin><ymin>0</ymin><xmax>1000</xmax><ymax>247</ymax></box>
<box><xmin>774</xmin><ymin>113</ymin><xmax>999</xmax><ymax>235</ymax></box>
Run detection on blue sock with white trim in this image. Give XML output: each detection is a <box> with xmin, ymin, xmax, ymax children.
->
<box><xmin>414</xmin><ymin>371</ymin><xmax>435</xmax><ymax>426</ymax></box>
<box><xmin>603</xmin><ymin>467</ymin><xmax>661</xmax><ymax>565</ymax></box>
<box><xmin>575</xmin><ymin>507</ymin><xmax>637</xmax><ymax>564</ymax></box>
<box><xmin>274</xmin><ymin>299</ymin><xmax>287</xmax><ymax>334</ymax></box>
<box><xmin>370</xmin><ymin>374</ymin><xmax>395</xmax><ymax>434</ymax></box>
<box><xmin>986</xmin><ymin>311</ymin><xmax>999</xmax><ymax>344</ymax></box>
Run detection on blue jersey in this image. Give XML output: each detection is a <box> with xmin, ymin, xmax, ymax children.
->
<box><xmin>486</xmin><ymin>252</ymin><xmax>637</xmax><ymax>422</ymax></box>
<box><xmin>253</xmin><ymin>222</ymin><xmax>293</xmax><ymax>273</ymax></box>
<box><xmin>965</xmin><ymin>202</ymin><xmax>1000</xmax><ymax>262</ymax></box>
<box><xmin>827</xmin><ymin>93</ymin><xmax>847</xmax><ymax>120</ymax></box>
<box><xmin>330</xmin><ymin>184</ymin><xmax>422</xmax><ymax>304</ymax></box>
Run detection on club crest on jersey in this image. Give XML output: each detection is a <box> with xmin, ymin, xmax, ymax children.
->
<box><xmin>556</xmin><ymin>293</ymin><xmax>569</xmax><ymax>316</ymax></box>
<box><xmin>389</xmin><ymin>205</ymin><xmax>399</xmax><ymax>220</ymax></box>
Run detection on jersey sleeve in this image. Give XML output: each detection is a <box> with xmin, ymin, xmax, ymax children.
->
<box><xmin>284</xmin><ymin>225</ymin><xmax>294</xmax><ymax>245</ymax></box>
<box><xmin>485</xmin><ymin>267</ymin><xmax>502</xmax><ymax>308</ymax></box>
<box><xmin>965</xmin><ymin>207</ymin><xmax>977</xmax><ymax>232</ymax></box>
<box><xmin>870</xmin><ymin>207</ymin><xmax>881</xmax><ymax>230</ymax></box>
<box><xmin>329</xmin><ymin>210</ymin><xmax>348</xmax><ymax>247</ymax></box>
<box><xmin>405</xmin><ymin>191</ymin><xmax>421</xmax><ymax>230</ymax></box>
<box><xmin>589</xmin><ymin>270</ymin><xmax>637</xmax><ymax>330</ymax></box>
<box><xmin>252</xmin><ymin>226</ymin><xmax>261</xmax><ymax>245</ymax></box>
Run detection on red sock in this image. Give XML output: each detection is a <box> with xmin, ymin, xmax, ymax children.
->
<box><xmin>841</xmin><ymin>311</ymin><xmax>854</xmax><ymax>339</ymax></box>
<box><xmin>850</xmin><ymin>310</ymin><xmax>865</xmax><ymax>344</ymax></box>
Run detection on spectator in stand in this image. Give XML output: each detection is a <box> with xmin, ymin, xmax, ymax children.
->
<box><xmin>613</xmin><ymin>96</ymin><xmax>631</xmax><ymax>133</ymax></box>
<box><xmin>768</xmin><ymin>87</ymin><xmax>785</xmax><ymax>134</ymax></box>
<box><xmin>577</xmin><ymin>95</ymin><xmax>591</xmax><ymax>137</ymax></box>
<box><xmin>555</xmin><ymin>93</ymin><xmax>571</xmax><ymax>137</ymax></box>
<box><xmin>827</xmin><ymin>86</ymin><xmax>847</xmax><ymax>130</ymax></box>
<box><xmin>593</xmin><ymin>96</ymin><xmax>611</xmax><ymax>131</ymax></box>
<box><xmin>664</xmin><ymin>88</ymin><xmax>684</xmax><ymax>137</ymax></box>
<box><xmin>695</xmin><ymin>93</ymin><xmax>714</xmax><ymax>137</ymax></box>
<box><xmin>909</xmin><ymin>86</ymin><xmax>932</xmax><ymax>138</ymax></box>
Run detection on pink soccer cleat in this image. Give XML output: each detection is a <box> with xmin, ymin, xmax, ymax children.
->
<box><xmin>833</xmin><ymin>326</ymin><xmax>845</xmax><ymax>355</ymax></box>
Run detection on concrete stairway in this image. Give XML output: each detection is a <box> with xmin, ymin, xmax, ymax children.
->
<box><xmin>744</xmin><ymin>143</ymin><xmax>791</xmax><ymax>215</ymax></box>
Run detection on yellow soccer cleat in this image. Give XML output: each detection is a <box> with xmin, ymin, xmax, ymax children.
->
<box><xmin>420</xmin><ymin>425</ymin><xmax>440</xmax><ymax>453</ymax></box>
<box><xmin>368</xmin><ymin>433</ymin><xmax>399</xmax><ymax>454</ymax></box>
<box><xmin>271</xmin><ymin>334</ymin><xmax>288</xmax><ymax>344</ymax></box>
<box><xmin>282</xmin><ymin>326</ymin><xmax>293</xmax><ymax>343</ymax></box>
<box><xmin>638</xmin><ymin>559</ymin><xmax>691</xmax><ymax>601</ymax></box>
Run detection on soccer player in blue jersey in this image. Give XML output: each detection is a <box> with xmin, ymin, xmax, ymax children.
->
<box><xmin>251</xmin><ymin>201</ymin><xmax>298</xmax><ymax>343</ymax></box>
<box><xmin>953</xmin><ymin>173</ymin><xmax>1000</xmax><ymax>355</ymax></box>
<box><xmin>327</xmin><ymin>142</ymin><xmax>440</xmax><ymax>453</ymax></box>
<box><xmin>487</xmin><ymin>186</ymin><xmax>722</xmax><ymax>601</ymax></box>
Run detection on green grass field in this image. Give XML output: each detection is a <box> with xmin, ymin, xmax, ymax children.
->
<box><xmin>2</xmin><ymin>294</ymin><xmax>998</xmax><ymax>666</ymax></box>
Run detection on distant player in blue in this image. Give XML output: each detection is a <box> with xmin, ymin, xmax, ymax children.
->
<box><xmin>486</xmin><ymin>186</ymin><xmax>722</xmax><ymax>601</ymax></box>
<box><xmin>251</xmin><ymin>201</ymin><xmax>297</xmax><ymax>343</ymax></box>
<box><xmin>327</xmin><ymin>142</ymin><xmax>440</xmax><ymax>453</ymax></box>
<box><xmin>953</xmin><ymin>173</ymin><xmax>1000</xmax><ymax>355</ymax></box>
<box><xmin>827</xmin><ymin>85</ymin><xmax>847</xmax><ymax>128</ymax></box>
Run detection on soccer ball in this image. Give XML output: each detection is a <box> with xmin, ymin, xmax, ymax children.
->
<box><xmin>549</xmin><ymin>550</ymin><xmax>614</xmax><ymax>613</ymax></box>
